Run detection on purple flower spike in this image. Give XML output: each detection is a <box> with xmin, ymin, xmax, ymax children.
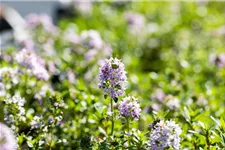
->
<box><xmin>118</xmin><ymin>96</ymin><xmax>141</xmax><ymax>120</ymax></box>
<box><xmin>150</xmin><ymin>120</ymin><xmax>181</xmax><ymax>150</ymax></box>
<box><xmin>99</xmin><ymin>57</ymin><xmax>127</xmax><ymax>99</ymax></box>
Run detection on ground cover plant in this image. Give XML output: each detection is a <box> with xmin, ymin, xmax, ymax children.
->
<box><xmin>0</xmin><ymin>1</ymin><xmax>225</xmax><ymax>150</ymax></box>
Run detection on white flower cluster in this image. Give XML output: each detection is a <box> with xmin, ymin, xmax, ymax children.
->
<box><xmin>0</xmin><ymin>67</ymin><xmax>19</xmax><ymax>84</ymax></box>
<box><xmin>4</xmin><ymin>95</ymin><xmax>26</xmax><ymax>124</ymax></box>
<box><xmin>30</xmin><ymin>116</ymin><xmax>42</xmax><ymax>129</ymax></box>
<box><xmin>150</xmin><ymin>120</ymin><xmax>182</xmax><ymax>150</ymax></box>
<box><xmin>0</xmin><ymin>82</ymin><xmax>6</xmax><ymax>97</ymax></box>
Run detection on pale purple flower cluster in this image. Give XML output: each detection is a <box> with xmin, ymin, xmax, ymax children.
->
<box><xmin>21</xmin><ymin>39</ymin><xmax>35</xmax><ymax>51</ymax></box>
<box><xmin>118</xmin><ymin>96</ymin><xmax>141</xmax><ymax>120</ymax></box>
<box><xmin>210</xmin><ymin>53</ymin><xmax>225</xmax><ymax>68</ymax></box>
<box><xmin>0</xmin><ymin>122</ymin><xmax>18</xmax><ymax>150</ymax></box>
<box><xmin>25</xmin><ymin>13</ymin><xmax>57</xmax><ymax>33</ymax></box>
<box><xmin>15</xmin><ymin>48</ymin><xmax>50</xmax><ymax>80</ymax></box>
<box><xmin>74</xmin><ymin>0</ymin><xmax>92</xmax><ymax>15</ymax></box>
<box><xmin>81</xmin><ymin>30</ymin><xmax>112</xmax><ymax>61</ymax></box>
<box><xmin>67</xmin><ymin>70</ymin><xmax>76</xmax><ymax>84</ymax></box>
<box><xmin>124</xmin><ymin>11</ymin><xmax>145</xmax><ymax>35</ymax></box>
<box><xmin>150</xmin><ymin>120</ymin><xmax>181</xmax><ymax>150</ymax></box>
<box><xmin>151</xmin><ymin>89</ymin><xmax>166</xmax><ymax>102</ymax></box>
<box><xmin>166</xmin><ymin>95</ymin><xmax>180</xmax><ymax>110</ymax></box>
<box><xmin>65</xmin><ymin>29</ymin><xmax>112</xmax><ymax>62</ymax></box>
<box><xmin>34</xmin><ymin>84</ymin><xmax>54</xmax><ymax>101</ymax></box>
<box><xmin>65</xmin><ymin>29</ymin><xmax>80</xmax><ymax>44</ymax></box>
<box><xmin>99</xmin><ymin>57</ymin><xmax>127</xmax><ymax>98</ymax></box>
<box><xmin>81</xmin><ymin>30</ymin><xmax>103</xmax><ymax>49</ymax></box>
<box><xmin>15</xmin><ymin>48</ymin><xmax>35</xmax><ymax>69</ymax></box>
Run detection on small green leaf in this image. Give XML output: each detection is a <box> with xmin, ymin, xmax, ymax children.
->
<box><xmin>39</xmin><ymin>140</ymin><xmax>45</xmax><ymax>146</ymax></box>
<box><xmin>183</xmin><ymin>106</ymin><xmax>190</xmax><ymax>121</ymax></box>
<box><xmin>220</xmin><ymin>117</ymin><xmax>225</xmax><ymax>129</ymax></box>
<box><xmin>188</xmin><ymin>130</ymin><xmax>199</xmax><ymax>134</ymax></box>
<box><xmin>198</xmin><ymin>121</ymin><xmax>205</xmax><ymax>129</ymax></box>
<box><xmin>115</xmin><ymin>84</ymin><xmax>121</xmax><ymax>89</ymax></box>
<box><xmin>211</xmin><ymin>116</ymin><xmax>220</xmax><ymax>126</ymax></box>
<box><xmin>98</xmin><ymin>126</ymin><xmax>107</xmax><ymax>136</ymax></box>
<box><xmin>104</xmin><ymin>94</ymin><xmax>108</xmax><ymax>99</ymax></box>
<box><xmin>113</xmin><ymin>97</ymin><xmax>118</xmax><ymax>103</ymax></box>
<box><xmin>221</xmin><ymin>134</ymin><xmax>225</xmax><ymax>145</ymax></box>
<box><xmin>27</xmin><ymin>141</ymin><xmax>33</xmax><ymax>148</ymax></box>
<box><xmin>112</xmin><ymin>64</ymin><xmax>119</xmax><ymax>69</ymax></box>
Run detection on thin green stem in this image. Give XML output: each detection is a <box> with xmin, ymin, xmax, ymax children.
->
<box><xmin>127</xmin><ymin>118</ymin><xmax>130</xmax><ymax>146</ymax></box>
<box><xmin>110</xmin><ymin>98</ymin><xmax>114</xmax><ymax>136</ymax></box>
<box><xmin>127</xmin><ymin>118</ymin><xmax>130</xmax><ymax>134</ymax></box>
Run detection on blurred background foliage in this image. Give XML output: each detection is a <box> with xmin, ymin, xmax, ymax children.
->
<box><xmin>1</xmin><ymin>1</ymin><xmax>225</xmax><ymax>149</ymax></box>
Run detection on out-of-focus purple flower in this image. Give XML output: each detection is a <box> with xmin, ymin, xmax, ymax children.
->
<box><xmin>42</xmin><ymin>39</ymin><xmax>56</xmax><ymax>56</ymax></box>
<box><xmin>15</xmin><ymin>48</ymin><xmax>35</xmax><ymax>69</ymax></box>
<box><xmin>21</xmin><ymin>39</ymin><xmax>34</xmax><ymax>51</ymax></box>
<box><xmin>197</xmin><ymin>95</ymin><xmax>208</xmax><ymax>106</ymax></box>
<box><xmin>151</xmin><ymin>103</ymin><xmax>161</xmax><ymax>112</ymax></box>
<box><xmin>25</xmin><ymin>13</ymin><xmax>57</xmax><ymax>34</ymax></box>
<box><xmin>118</xmin><ymin>96</ymin><xmax>141</xmax><ymax>120</ymax></box>
<box><xmin>65</xmin><ymin>29</ymin><xmax>80</xmax><ymax>44</ymax></box>
<box><xmin>125</xmin><ymin>11</ymin><xmax>145</xmax><ymax>26</ymax></box>
<box><xmin>196</xmin><ymin>0</ymin><xmax>208</xmax><ymax>5</ymax></box>
<box><xmin>99</xmin><ymin>57</ymin><xmax>127</xmax><ymax>98</ymax></box>
<box><xmin>124</xmin><ymin>11</ymin><xmax>145</xmax><ymax>35</ymax></box>
<box><xmin>74</xmin><ymin>1</ymin><xmax>92</xmax><ymax>15</ymax></box>
<box><xmin>67</xmin><ymin>70</ymin><xmax>76</xmax><ymax>84</ymax></box>
<box><xmin>210</xmin><ymin>53</ymin><xmax>225</xmax><ymax>68</ymax></box>
<box><xmin>34</xmin><ymin>84</ymin><xmax>53</xmax><ymax>100</ymax></box>
<box><xmin>81</xmin><ymin>30</ymin><xmax>103</xmax><ymax>50</ymax></box>
<box><xmin>151</xmin><ymin>89</ymin><xmax>166</xmax><ymax>102</ymax></box>
<box><xmin>103</xmin><ymin>44</ymin><xmax>113</xmax><ymax>57</ymax></box>
<box><xmin>165</xmin><ymin>95</ymin><xmax>180</xmax><ymax>110</ymax></box>
<box><xmin>149</xmin><ymin>120</ymin><xmax>181</xmax><ymax>150</ymax></box>
<box><xmin>48</xmin><ymin>61</ymin><xmax>56</xmax><ymax>74</ymax></box>
<box><xmin>15</xmin><ymin>48</ymin><xmax>50</xmax><ymax>81</ymax></box>
<box><xmin>212</xmin><ymin>25</ymin><xmax>225</xmax><ymax>37</ymax></box>
<box><xmin>84</xmin><ymin>43</ymin><xmax>112</xmax><ymax>62</ymax></box>
<box><xmin>84</xmin><ymin>48</ymin><xmax>98</xmax><ymax>61</ymax></box>
<box><xmin>73</xmin><ymin>29</ymin><xmax>112</xmax><ymax>62</ymax></box>
<box><xmin>0</xmin><ymin>122</ymin><xmax>18</xmax><ymax>150</ymax></box>
<box><xmin>25</xmin><ymin>13</ymin><xmax>40</xmax><ymax>27</ymax></box>
<box><xmin>32</xmin><ymin>63</ymin><xmax>50</xmax><ymax>81</ymax></box>
<box><xmin>40</xmin><ymin>14</ymin><xmax>55</xmax><ymax>32</ymax></box>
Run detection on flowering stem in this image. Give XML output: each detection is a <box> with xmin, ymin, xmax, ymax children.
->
<box><xmin>127</xmin><ymin>118</ymin><xmax>130</xmax><ymax>134</ymax></box>
<box><xmin>127</xmin><ymin>118</ymin><xmax>130</xmax><ymax>146</ymax></box>
<box><xmin>110</xmin><ymin>98</ymin><xmax>114</xmax><ymax>136</ymax></box>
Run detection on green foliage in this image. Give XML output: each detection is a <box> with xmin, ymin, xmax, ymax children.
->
<box><xmin>1</xmin><ymin>1</ymin><xmax>225</xmax><ymax>149</ymax></box>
